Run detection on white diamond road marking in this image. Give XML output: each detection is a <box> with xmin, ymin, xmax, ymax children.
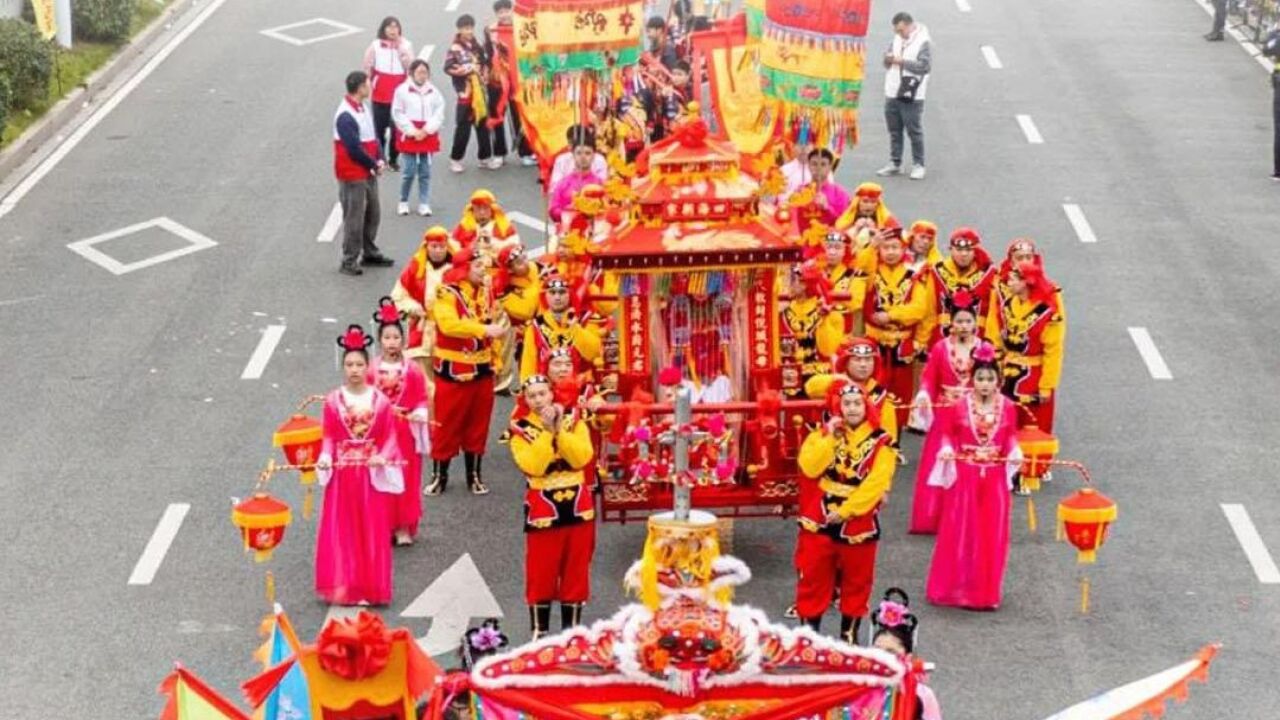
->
<box><xmin>67</xmin><ymin>217</ymin><xmax>217</xmax><ymax>275</ymax></box>
<box><xmin>260</xmin><ymin>18</ymin><xmax>362</xmax><ymax>47</ymax></box>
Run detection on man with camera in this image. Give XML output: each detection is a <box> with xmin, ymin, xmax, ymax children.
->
<box><xmin>877</xmin><ymin>12</ymin><xmax>933</xmax><ymax>181</ymax></box>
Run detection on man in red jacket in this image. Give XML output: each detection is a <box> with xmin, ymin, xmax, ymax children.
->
<box><xmin>333</xmin><ymin>71</ymin><xmax>394</xmax><ymax>276</ymax></box>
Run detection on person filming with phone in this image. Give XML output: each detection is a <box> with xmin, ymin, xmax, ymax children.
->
<box><xmin>877</xmin><ymin>12</ymin><xmax>933</xmax><ymax>181</ymax></box>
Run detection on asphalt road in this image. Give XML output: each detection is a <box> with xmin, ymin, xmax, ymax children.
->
<box><xmin>0</xmin><ymin>0</ymin><xmax>1277</xmax><ymax>717</ymax></box>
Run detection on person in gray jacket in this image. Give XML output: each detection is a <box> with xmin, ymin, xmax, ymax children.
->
<box><xmin>877</xmin><ymin>12</ymin><xmax>932</xmax><ymax>181</ymax></box>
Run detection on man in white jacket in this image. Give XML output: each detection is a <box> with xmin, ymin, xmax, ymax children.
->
<box><xmin>877</xmin><ymin>12</ymin><xmax>932</xmax><ymax>181</ymax></box>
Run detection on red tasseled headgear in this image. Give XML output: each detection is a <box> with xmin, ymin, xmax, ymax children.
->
<box><xmin>949</xmin><ymin>226</ymin><xmax>992</xmax><ymax>268</ymax></box>
<box><xmin>826</xmin><ymin>378</ymin><xmax>881</xmax><ymax>429</ymax></box>
<box><xmin>834</xmin><ymin>337</ymin><xmax>880</xmax><ymax>379</ymax></box>
<box><xmin>797</xmin><ymin>262</ymin><xmax>832</xmax><ymax>302</ymax></box>
<box><xmin>444</xmin><ymin>245</ymin><xmax>477</xmax><ymax>284</ymax></box>
<box><xmin>881</xmin><ymin>216</ymin><xmax>907</xmax><ymax>245</ymax></box>
<box><xmin>1000</xmin><ymin>237</ymin><xmax>1042</xmax><ymax>281</ymax></box>
<box><xmin>1014</xmin><ymin>260</ymin><xmax>1057</xmax><ymax>308</ymax></box>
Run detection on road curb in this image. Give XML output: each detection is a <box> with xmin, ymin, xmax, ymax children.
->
<box><xmin>0</xmin><ymin>0</ymin><xmax>198</xmax><ymax>191</ymax></box>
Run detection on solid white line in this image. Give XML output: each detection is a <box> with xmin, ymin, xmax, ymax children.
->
<box><xmin>1016</xmin><ymin>114</ymin><xmax>1044</xmax><ymax>144</ymax></box>
<box><xmin>1062</xmin><ymin>203</ymin><xmax>1098</xmax><ymax>244</ymax></box>
<box><xmin>508</xmin><ymin>210</ymin><xmax>548</xmax><ymax>234</ymax></box>
<box><xmin>418</xmin><ymin>44</ymin><xmax>435</xmax><ymax>61</ymax></box>
<box><xmin>1221</xmin><ymin>504</ymin><xmax>1280</xmax><ymax>584</ymax></box>
<box><xmin>981</xmin><ymin>45</ymin><xmax>1003</xmax><ymax>69</ymax></box>
<box><xmin>128</xmin><ymin>503</ymin><xmax>190</xmax><ymax>585</ymax></box>
<box><xmin>955</xmin><ymin>0</ymin><xmax>972</xmax><ymax>12</ymax></box>
<box><xmin>446</xmin><ymin>0</ymin><xmax>462</xmax><ymax>10</ymax></box>
<box><xmin>0</xmin><ymin>0</ymin><xmax>232</xmax><ymax>220</ymax></box>
<box><xmin>317</xmin><ymin>202</ymin><xmax>342</xmax><ymax>243</ymax></box>
<box><xmin>1127</xmin><ymin>327</ymin><xmax>1173</xmax><ymax>380</ymax></box>
<box><xmin>241</xmin><ymin>325</ymin><xmax>286</xmax><ymax>380</ymax></box>
<box><xmin>1189</xmin><ymin>0</ymin><xmax>1275</xmax><ymax>72</ymax></box>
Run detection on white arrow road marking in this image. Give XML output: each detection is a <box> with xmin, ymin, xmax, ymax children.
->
<box><xmin>1127</xmin><ymin>327</ymin><xmax>1173</xmax><ymax>380</ymax></box>
<box><xmin>128</xmin><ymin>503</ymin><xmax>190</xmax><ymax>585</ymax></box>
<box><xmin>1062</xmin><ymin>203</ymin><xmax>1098</xmax><ymax>243</ymax></box>
<box><xmin>1016</xmin><ymin>114</ymin><xmax>1044</xmax><ymax>144</ymax></box>
<box><xmin>323</xmin><ymin>605</ymin><xmax>366</xmax><ymax>627</ymax></box>
<box><xmin>317</xmin><ymin>202</ymin><xmax>342</xmax><ymax>243</ymax></box>
<box><xmin>981</xmin><ymin>45</ymin><xmax>1003</xmax><ymax>69</ymax></box>
<box><xmin>241</xmin><ymin>325</ymin><xmax>286</xmax><ymax>380</ymax></box>
<box><xmin>401</xmin><ymin>553</ymin><xmax>503</xmax><ymax>656</ymax></box>
<box><xmin>1221</xmin><ymin>504</ymin><xmax>1280</xmax><ymax>584</ymax></box>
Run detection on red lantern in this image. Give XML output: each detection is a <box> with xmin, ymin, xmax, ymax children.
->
<box><xmin>232</xmin><ymin>493</ymin><xmax>292</xmax><ymax>563</ymax></box>
<box><xmin>1015</xmin><ymin>425</ymin><xmax>1058</xmax><ymax>533</ymax></box>
<box><xmin>1057</xmin><ymin>487</ymin><xmax>1117</xmax><ymax>613</ymax></box>
<box><xmin>274</xmin><ymin>413</ymin><xmax>323</xmax><ymax>518</ymax></box>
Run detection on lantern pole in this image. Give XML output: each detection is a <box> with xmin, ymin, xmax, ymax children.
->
<box><xmin>673</xmin><ymin>387</ymin><xmax>692</xmax><ymax>521</ymax></box>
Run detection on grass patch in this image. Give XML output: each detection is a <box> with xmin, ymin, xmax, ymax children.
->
<box><xmin>1</xmin><ymin>0</ymin><xmax>172</xmax><ymax>147</ymax></box>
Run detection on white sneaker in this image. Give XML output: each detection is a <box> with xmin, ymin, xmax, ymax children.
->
<box><xmin>520</xmin><ymin>155</ymin><xmax>538</xmax><ymax>167</ymax></box>
<box><xmin>450</xmin><ymin>160</ymin><xmax>465</xmax><ymax>173</ymax></box>
<box><xmin>876</xmin><ymin>163</ymin><xmax>902</xmax><ymax>176</ymax></box>
<box><xmin>485</xmin><ymin>157</ymin><xmax>504</xmax><ymax>170</ymax></box>
<box><xmin>909</xmin><ymin>166</ymin><xmax>927</xmax><ymax>180</ymax></box>
<box><xmin>396</xmin><ymin>202</ymin><xmax>410</xmax><ymax>216</ymax></box>
<box><xmin>418</xmin><ymin>204</ymin><xmax>432</xmax><ymax>217</ymax></box>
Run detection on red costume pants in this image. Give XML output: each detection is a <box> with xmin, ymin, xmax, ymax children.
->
<box><xmin>525</xmin><ymin>522</ymin><xmax>596</xmax><ymax>604</ymax></box>
<box><xmin>878</xmin><ymin>346</ymin><xmax>916</xmax><ymax>430</ymax></box>
<box><xmin>794</xmin><ymin>531</ymin><xmax>878</xmax><ymax>618</ymax></box>
<box><xmin>431</xmin><ymin>375</ymin><xmax>495</xmax><ymax>459</ymax></box>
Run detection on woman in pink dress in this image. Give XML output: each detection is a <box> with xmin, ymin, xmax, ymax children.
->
<box><xmin>315</xmin><ymin>325</ymin><xmax>404</xmax><ymax>606</ymax></box>
<box><xmin>924</xmin><ymin>344</ymin><xmax>1021</xmax><ymax>610</ymax></box>
<box><xmin>907</xmin><ymin>290</ymin><xmax>980</xmax><ymax>535</ymax></box>
<box><xmin>369</xmin><ymin>297</ymin><xmax>430</xmax><ymax>546</ymax></box>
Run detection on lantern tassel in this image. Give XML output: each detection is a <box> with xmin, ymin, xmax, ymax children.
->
<box><xmin>1026</xmin><ymin>495</ymin><xmax>1038</xmax><ymax>534</ymax></box>
<box><xmin>303</xmin><ymin>486</ymin><xmax>315</xmax><ymax>521</ymax></box>
<box><xmin>266</xmin><ymin>571</ymin><xmax>275</xmax><ymax>605</ymax></box>
<box><xmin>1080</xmin><ymin>575</ymin><xmax>1090</xmax><ymax>614</ymax></box>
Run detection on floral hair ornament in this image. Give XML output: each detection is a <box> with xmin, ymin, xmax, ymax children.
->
<box><xmin>372</xmin><ymin>296</ymin><xmax>404</xmax><ymax>331</ymax></box>
<box><xmin>972</xmin><ymin>341</ymin><xmax>999</xmax><ymax>365</ymax></box>
<box><xmin>335</xmin><ymin>324</ymin><xmax>373</xmax><ymax>369</ymax></box>
<box><xmin>872</xmin><ymin>587</ymin><xmax>920</xmax><ymax>653</ymax></box>
<box><xmin>951</xmin><ymin>289</ymin><xmax>978</xmax><ymax>317</ymax></box>
<box><xmin>460</xmin><ymin>618</ymin><xmax>508</xmax><ymax>670</ymax></box>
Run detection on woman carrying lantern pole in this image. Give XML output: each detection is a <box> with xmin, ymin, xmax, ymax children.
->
<box><xmin>907</xmin><ymin>291</ymin><xmax>981</xmax><ymax>535</ymax></box>
<box><xmin>924</xmin><ymin>343</ymin><xmax>1021</xmax><ymax>610</ymax></box>
<box><xmin>315</xmin><ymin>325</ymin><xmax>404</xmax><ymax>606</ymax></box>
<box><xmin>368</xmin><ymin>297</ymin><xmax>430</xmax><ymax>546</ymax></box>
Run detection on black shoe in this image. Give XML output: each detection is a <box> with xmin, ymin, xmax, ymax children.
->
<box><xmin>1204</xmin><ymin>31</ymin><xmax>1225</xmax><ymax>41</ymax></box>
<box><xmin>339</xmin><ymin>264</ymin><xmax>364</xmax><ymax>276</ymax></box>
<box><xmin>465</xmin><ymin>452</ymin><xmax>490</xmax><ymax>495</ymax></box>
<box><xmin>799</xmin><ymin>616</ymin><xmax>822</xmax><ymax>632</ymax></box>
<box><xmin>529</xmin><ymin>603</ymin><xmax>553</xmax><ymax>640</ymax></box>
<box><xmin>840</xmin><ymin>615</ymin><xmax>863</xmax><ymax>645</ymax></box>
<box><xmin>389</xmin><ymin>162</ymin><xmax>401</xmax><ymax>172</ymax></box>
<box><xmin>424</xmin><ymin>458</ymin><xmax>450</xmax><ymax>496</ymax></box>
<box><xmin>560</xmin><ymin>602</ymin><xmax>583</xmax><ymax>630</ymax></box>
<box><xmin>361</xmin><ymin>254</ymin><xmax>395</xmax><ymax>267</ymax></box>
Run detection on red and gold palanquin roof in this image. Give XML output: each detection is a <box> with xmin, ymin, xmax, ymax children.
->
<box><xmin>590</xmin><ymin>216</ymin><xmax>801</xmax><ymax>271</ymax></box>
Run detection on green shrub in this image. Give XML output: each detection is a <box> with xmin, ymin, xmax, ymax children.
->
<box><xmin>73</xmin><ymin>0</ymin><xmax>134</xmax><ymax>43</ymax></box>
<box><xmin>0</xmin><ymin>19</ymin><xmax>53</xmax><ymax>110</ymax></box>
<box><xmin>0</xmin><ymin>75</ymin><xmax>11</xmax><ymax>144</ymax></box>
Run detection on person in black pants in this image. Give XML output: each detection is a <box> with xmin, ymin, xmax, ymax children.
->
<box><xmin>1273</xmin><ymin>69</ymin><xmax>1279</xmax><ymax>180</ymax></box>
<box><xmin>1205</xmin><ymin>0</ymin><xmax>1227</xmax><ymax>41</ymax></box>
<box><xmin>445</xmin><ymin>14</ymin><xmax>494</xmax><ymax>173</ymax></box>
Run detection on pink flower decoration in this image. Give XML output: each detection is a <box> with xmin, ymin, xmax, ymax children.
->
<box><xmin>705</xmin><ymin>414</ymin><xmax>726</xmax><ymax>436</ymax></box>
<box><xmin>635</xmin><ymin>461</ymin><xmax>654</xmax><ymax>480</ymax></box>
<box><xmin>632</xmin><ymin>426</ymin><xmax>652</xmax><ymax>443</ymax></box>
<box><xmin>715</xmin><ymin>460</ymin><xmax>736</xmax><ymax>481</ymax></box>
<box><xmin>877</xmin><ymin>600</ymin><xmax>908</xmax><ymax>628</ymax></box>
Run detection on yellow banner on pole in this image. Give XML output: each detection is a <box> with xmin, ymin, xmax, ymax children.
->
<box><xmin>31</xmin><ymin>0</ymin><xmax>57</xmax><ymax>41</ymax></box>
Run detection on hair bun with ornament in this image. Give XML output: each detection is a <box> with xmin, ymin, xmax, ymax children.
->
<box><xmin>972</xmin><ymin>342</ymin><xmax>998</xmax><ymax>364</ymax></box>
<box><xmin>459</xmin><ymin>618</ymin><xmax>508</xmax><ymax>671</ymax></box>
<box><xmin>337</xmin><ymin>324</ymin><xmax>373</xmax><ymax>356</ymax></box>
<box><xmin>872</xmin><ymin>587</ymin><xmax>919</xmax><ymax>653</ymax></box>
<box><xmin>372</xmin><ymin>296</ymin><xmax>404</xmax><ymax>331</ymax></box>
<box><xmin>951</xmin><ymin>289</ymin><xmax>977</xmax><ymax>315</ymax></box>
